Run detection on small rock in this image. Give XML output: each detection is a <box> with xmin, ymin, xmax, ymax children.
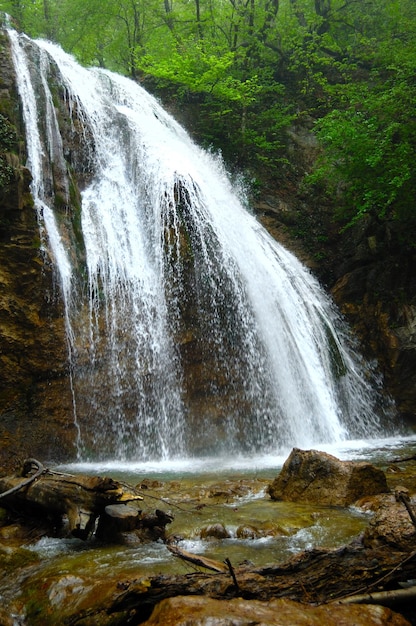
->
<box><xmin>48</xmin><ymin>575</ymin><xmax>86</xmax><ymax>608</ymax></box>
<box><xmin>236</xmin><ymin>525</ymin><xmax>261</xmax><ymax>539</ymax></box>
<box><xmin>200</xmin><ymin>523</ymin><xmax>230</xmax><ymax>540</ymax></box>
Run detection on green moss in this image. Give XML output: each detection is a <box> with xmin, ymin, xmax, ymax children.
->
<box><xmin>0</xmin><ymin>153</ymin><xmax>13</xmax><ymax>187</ymax></box>
<box><xmin>0</xmin><ymin>546</ymin><xmax>40</xmax><ymax>574</ymax></box>
<box><xmin>23</xmin><ymin>585</ymin><xmax>51</xmax><ymax>626</ymax></box>
<box><xmin>326</xmin><ymin>326</ymin><xmax>347</xmax><ymax>379</ymax></box>
<box><xmin>53</xmin><ymin>192</ymin><xmax>67</xmax><ymax>210</ymax></box>
<box><xmin>69</xmin><ymin>177</ymin><xmax>85</xmax><ymax>254</ymax></box>
<box><xmin>0</xmin><ymin>113</ymin><xmax>17</xmax><ymax>150</ymax></box>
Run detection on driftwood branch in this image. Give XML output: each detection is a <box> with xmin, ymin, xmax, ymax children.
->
<box><xmin>390</xmin><ymin>454</ymin><xmax>416</xmax><ymax>463</ymax></box>
<box><xmin>0</xmin><ymin>458</ymin><xmax>45</xmax><ymax>499</ymax></box>
<box><xmin>334</xmin><ymin>585</ymin><xmax>416</xmax><ymax>607</ymax></box>
<box><xmin>109</xmin><ymin>544</ymin><xmax>416</xmax><ymax>617</ymax></box>
<box><xmin>224</xmin><ymin>557</ymin><xmax>240</xmax><ymax>592</ymax></box>
<box><xmin>167</xmin><ymin>544</ymin><xmax>228</xmax><ymax>573</ymax></box>
<box><xmin>395</xmin><ymin>487</ymin><xmax>416</xmax><ymax>528</ymax></box>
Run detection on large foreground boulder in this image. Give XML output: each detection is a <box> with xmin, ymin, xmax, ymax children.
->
<box><xmin>141</xmin><ymin>595</ymin><xmax>410</xmax><ymax>626</ymax></box>
<box><xmin>268</xmin><ymin>448</ymin><xmax>389</xmax><ymax>506</ymax></box>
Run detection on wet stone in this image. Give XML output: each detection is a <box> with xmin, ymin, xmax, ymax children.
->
<box><xmin>200</xmin><ymin>523</ymin><xmax>231</xmax><ymax>540</ymax></box>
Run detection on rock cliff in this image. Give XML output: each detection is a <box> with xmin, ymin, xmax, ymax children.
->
<box><xmin>0</xmin><ymin>30</ymin><xmax>75</xmax><ymax>470</ymax></box>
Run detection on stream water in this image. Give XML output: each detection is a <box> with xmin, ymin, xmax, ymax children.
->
<box><xmin>1</xmin><ymin>437</ymin><xmax>415</xmax><ymax>623</ymax></box>
<box><xmin>43</xmin><ymin>435</ymin><xmax>415</xmax><ymax>574</ymax></box>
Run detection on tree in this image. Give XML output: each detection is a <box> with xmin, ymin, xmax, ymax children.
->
<box><xmin>306</xmin><ymin>0</ymin><xmax>416</xmax><ymax>234</ymax></box>
<box><xmin>2</xmin><ymin>0</ymin><xmax>415</xmax><ymax>221</ymax></box>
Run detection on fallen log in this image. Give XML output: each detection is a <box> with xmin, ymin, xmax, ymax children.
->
<box><xmin>0</xmin><ymin>459</ymin><xmax>144</xmax><ymax>539</ymax></box>
<box><xmin>95</xmin><ymin>504</ymin><xmax>141</xmax><ymax>541</ymax></box>
<box><xmin>0</xmin><ymin>458</ymin><xmax>45</xmax><ymax>498</ymax></box>
<box><xmin>390</xmin><ymin>454</ymin><xmax>416</xmax><ymax>463</ymax></box>
<box><xmin>108</xmin><ymin>543</ymin><xmax>416</xmax><ymax>618</ymax></box>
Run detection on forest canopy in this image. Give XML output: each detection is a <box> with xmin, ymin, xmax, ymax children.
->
<box><xmin>1</xmin><ymin>0</ymin><xmax>415</xmax><ymax>235</ymax></box>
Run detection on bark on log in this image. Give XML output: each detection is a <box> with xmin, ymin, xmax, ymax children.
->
<box><xmin>95</xmin><ymin>504</ymin><xmax>141</xmax><ymax>541</ymax></box>
<box><xmin>108</xmin><ymin>544</ymin><xmax>416</xmax><ymax>617</ymax></box>
<box><xmin>0</xmin><ymin>460</ymin><xmax>143</xmax><ymax>539</ymax></box>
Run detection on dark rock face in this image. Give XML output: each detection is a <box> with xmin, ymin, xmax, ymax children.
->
<box><xmin>0</xmin><ymin>31</ymin><xmax>75</xmax><ymax>471</ymax></box>
<box><xmin>330</xmin><ymin>217</ymin><xmax>416</xmax><ymax>427</ymax></box>
<box><xmin>268</xmin><ymin>448</ymin><xmax>389</xmax><ymax>506</ymax></box>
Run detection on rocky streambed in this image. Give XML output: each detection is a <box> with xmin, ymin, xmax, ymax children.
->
<box><xmin>0</xmin><ymin>441</ymin><xmax>416</xmax><ymax>625</ymax></box>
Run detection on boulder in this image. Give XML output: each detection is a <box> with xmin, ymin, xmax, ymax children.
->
<box><xmin>268</xmin><ymin>448</ymin><xmax>389</xmax><ymax>506</ymax></box>
<box><xmin>362</xmin><ymin>492</ymin><xmax>416</xmax><ymax>551</ymax></box>
<box><xmin>141</xmin><ymin>595</ymin><xmax>410</xmax><ymax>626</ymax></box>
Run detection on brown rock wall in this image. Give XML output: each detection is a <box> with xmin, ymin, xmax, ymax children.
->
<box><xmin>330</xmin><ymin>220</ymin><xmax>416</xmax><ymax>426</ymax></box>
<box><xmin>0</xmin><ymin>31</ymin><xmax>74</xmax><ymax>471</ymax></box>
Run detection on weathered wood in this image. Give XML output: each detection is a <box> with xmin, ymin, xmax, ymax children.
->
<box><xmin>0</xmin><ymin>458</ymin><xmax>45</xmax><ymax>498</ymax></box>
<box><xmin>0</xmin><ymin>459</ymin><xmax>143</xmax><ymax>539</ymax></box>
<box><xmin>167</xmin><ymin>544</ymin><xmax>229</xmax><ymax>573</ymax></box>
<box><xmin>391</xmin><ymin>454</ymin><xmax>416</xmax><ymax>463</ymax></box>
<box><xmin>395</xmin><ymin>487</ymin><xmax>416</xmax><ymax>528</ymax></box>
<box><xmin>139</xmin><ymin>509</ymin><xmax>174</xmax><ymax>529</ymax></box>
<box><xmin>334</xmin><ymin>585</ymin><xmax>416</xmax><ymax>607</ymax></box>
<box><xmin>95</xmin><ymin>504</ymin><xmax>140</xmax><ymax>541</ymax></box>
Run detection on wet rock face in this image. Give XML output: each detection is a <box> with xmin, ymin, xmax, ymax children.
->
<box><xmin>268</xmin><ymin>448</ymin><xmax>389</xmax><ymax>506</ymax></box>
<box><xmin>141</xmin><ymin>595</ymin><xmax>410</xmax><ymax>626</ymax></box>
<box><xmin>330</xmin><ymin>217</ymin><xmax>416</xmax><ymax>427</ymax></box>
<box><xmin>0</xmin><ymin>31</ymin><xmax>75</xmax><ymax>471</ymax></box>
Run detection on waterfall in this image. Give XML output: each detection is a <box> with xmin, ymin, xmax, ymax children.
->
<box><xmin>8</xmin><ymin>30</ymin><xmax>392</xmax><ymax>462</ymax></box>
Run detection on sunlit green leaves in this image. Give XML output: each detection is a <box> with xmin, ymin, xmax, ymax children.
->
<box><xmin>309</xmin><ymin>72</ymin><xmax>416</xmax><ymax>228</ymax></box>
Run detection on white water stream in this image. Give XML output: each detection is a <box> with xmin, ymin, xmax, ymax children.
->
<box><xmin>8</xmin><ymin>31</ymin><xmax>395</xmax><ymax>463</ymax></box>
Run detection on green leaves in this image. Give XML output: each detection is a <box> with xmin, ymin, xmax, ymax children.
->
<box><xmin>309</xmin><ymin>69</ymin><xmax>416</xmax><ymax>230</ymax></box>
<box><xmin>2</xmin><ymin>0</ymin><xmax>415</xmax><ymax>236</ymax></box>
<box><xmin>136</xmin><ymin>44</ymin><xmax>240</xmax><ymax>99</ymax></box>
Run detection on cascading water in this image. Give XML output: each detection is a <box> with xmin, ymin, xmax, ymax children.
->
<box><xmin>8</xmin><ymin>29</ymin><xmax>392</xmax><ymax>462</ymax></box>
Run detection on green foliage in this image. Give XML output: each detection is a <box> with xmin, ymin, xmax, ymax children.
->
<box><xmin>0</xmin><ymin>112</ymin><xmax>16</xmax><ymax>150</ymax></box>
<box><xmin>0</xmin><ymin>154</ymin><xmax>13</xmax><ymax>187</ymax></box>
<box><xmin>1</xmin><ymin>0</ymin><xmax>415</xmax><ymax>233</ymax></box>
<box><xmin>306</xmin><ymin>1</ymin><xmax>416</xmax><ymax>232</ymax></box>
<box><xmin>0</xmin><ymin>113</ymin><xmax>17</xmax><ymax>187</ymax></box>
<box><xmin>136</xmin><ymin>44</ymin><xmax>243</xmax><ymax>100</ymax></box>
